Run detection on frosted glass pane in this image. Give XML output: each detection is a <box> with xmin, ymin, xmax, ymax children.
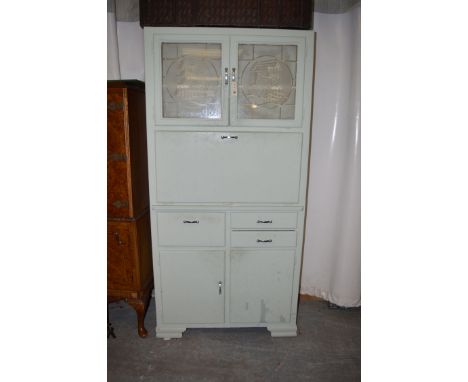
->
<box><xmin>162</xmin><ymin>43</ymin><xmax>222</xmax><ymax>119</ymax></box>
<box><xmin>238</xmin><ymin>44</ymin><xmax>297</xmax><ymax>120</ymax></box>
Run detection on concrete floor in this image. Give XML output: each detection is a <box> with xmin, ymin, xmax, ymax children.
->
<box><xmin>108</xmin><ymin>298</ymin><xmax>360</xmax><ymax>381</ymax></box>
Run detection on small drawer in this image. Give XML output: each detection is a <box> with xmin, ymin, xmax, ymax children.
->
<box><xmin>231</xmin><ymin>212</ymin><xmax>297</xmax><ymax>229</ymax></box>
<box><xmin>231</xmin><ymin>231</ymin><xmax>297</xmax><ymax>248</ymax></box>
<box><xmin>157</xmin><ymin>212</ymin><xmax>225</xmax><ymax>246</ymax></box>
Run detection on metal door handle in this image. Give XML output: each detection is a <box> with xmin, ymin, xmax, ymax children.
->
<box><xmin>224</xmin><ymin>67</ymin><xmax>229</xmax><ymax>85</ymax></box>
<box><xmin>221</xmin><ymin>135</ymin><xmax>238</xmax><ymax>140</ymax></box>
<box><xmin>257</xmin><ymin>220</ymin><xmax>273</xmax><ymax>224</ymax></box>
<box><xmin>183</xmin><ymin>220</ymin><xmax>199</xmax><ymax>224</ymax></box>
<box><xmin>257</xmin><ymin>239</ymin><xmax>273</xmax><ymax>243</ymax></box>
<box><xmin>231</xmin><ymin>68</ymin><xmax>236</xmax><ymax>82</ymax></box>
<box><xmin>218</xmin><ymin>281</ymin><xmax>223</xmax><ymax>295</ymax></box>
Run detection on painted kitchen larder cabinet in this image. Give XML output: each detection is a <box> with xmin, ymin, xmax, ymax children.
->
<box><xmin>144</xmin><ymin>27</ymin><xmax>314</xmax><ymax>338</ymax></box>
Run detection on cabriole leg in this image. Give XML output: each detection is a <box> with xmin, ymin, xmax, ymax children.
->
<box><xmin>127</xmin><ymin>296</ymin><xmax>150</xmax><ymax>338</ymax></box>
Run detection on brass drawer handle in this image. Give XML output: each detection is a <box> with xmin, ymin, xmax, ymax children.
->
<box><xmin>113</xmin><ymin>232</ymin><xmax>125</xmax><ymax>245</ymax></box>
<box><xmin>112</xmin><ymin>200</ymin><xmax>128</xmax><ymax>209</ymax></box>
<box><xmin>257</xmin><ymin>239</ymin><xmax>272</xmax><ymax>243</ymax></box>
<box><xmin>107</xmin><ymin>101</ymin><xmax>123</xmax><ymax>111</ymax></box>
<box><xmin>257</xmin><ymin>220</ymin><xmax>272</xmax><ymax>224</ymax></box>
<box><xmin>108</xmin><ymin>152</ymin><xmax>127</xmax><ymax>161</ymax></box>
<box><xmin>183</xmin><ymin>220</ymin><xmax>199</xmax><ymax>224</ymax></box>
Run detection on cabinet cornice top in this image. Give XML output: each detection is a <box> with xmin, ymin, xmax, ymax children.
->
<box><xmin>144</xmin><ymin>27</ymin><xmax>314</xmax><ymax>38</ymax></box>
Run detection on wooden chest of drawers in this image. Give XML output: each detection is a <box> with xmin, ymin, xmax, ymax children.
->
<box><xmin>107</xmin><ymin>80</ymin><xmax>153</xmax><ymax>337</ymax></box>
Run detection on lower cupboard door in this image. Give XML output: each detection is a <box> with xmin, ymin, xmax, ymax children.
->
<box><xmin>159</xmin><ymin>251</ymin><xmax>225</xmax><ymax>324</ymax></box>
<box><xmin>230</xmin><ymin>250</ymin><xmax>295</xmax><ymax>323</ymax></box>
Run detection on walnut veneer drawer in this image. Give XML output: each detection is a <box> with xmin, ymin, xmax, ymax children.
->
<box><xmin>108</xmin><ymin>221</ymin><xmax>136</xmax><ymax>290</ymax></box>
<box><xmin>157</xmin><ymin>212</ymin><xmax>225</xmax><ymax>247</ymax></box>
<box><xmin>231</xmin><ymin>212</ymin><xmax>297</xmax><ymax>229</ymax></box>
<box><xmin>231</xmin><ymin>231</ymin><xmax>297</xmax><ymax>248</ymax></box>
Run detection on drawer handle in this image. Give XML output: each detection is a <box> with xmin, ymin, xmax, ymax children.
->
<box><xmin>218</xmin><ymin>281</ymin><xmax>223</xmax><ymax>295</ymax></box>
<box><xmin>113</xmin><ymin>232</ymin><xmax>125</xmax><ymax>245</ymax></box>
<box><xmin>183</xmin><ymin>220</ymin><xmax>199</xmax><ymax>224</ymax></box>
<box><xmin>257</xmin><ymin>220</ymin><xmax>273</xmax><ymax>224</ymax></box>
<box><xmin>107</xmin><ymin>101</ymin><xmax>123</xmax><ymax>111</ymax></box>
<box><xmin>112</xmin><ymin>200</ymin><xmax>128</xmax><ymax>209</ymax></box>
<box><xmin>221</xmin><ymin>135</ymin><xmax>238</xmax><ymax>140</ymax></box>
<box><xmin>108</xmin><ymin>152</ymin><xmax>127</xmax><ymax>161</ymax></box>
<box><xmin>257</xmin><ymin>239</ymin><xmax>272</xmax><ymax>243</ymax></box>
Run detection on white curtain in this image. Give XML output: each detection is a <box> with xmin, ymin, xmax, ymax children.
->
<box><xmin>301</xmin><ymin>4</ymin><xmax>361</xmax><ymax>307</ymax></box>
<box><xmin>107</xmin><ymin>0</ymin><xmax>144</xmax><ymax>81</ymax></box>
<box><xmin>107</xmin><ymin>0</ymin><xmax>121</xmax><ymax>80</ymax></box>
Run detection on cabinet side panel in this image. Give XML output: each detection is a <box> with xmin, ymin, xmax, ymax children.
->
<box><xmin>127</xmin><ymin>88</ymin><xmax>150</xmax><ymax>216</ymax></box>
<box><xmin>136</xmin><ymin>211</ymin><xmax>153</xmax><ymax>288</ymax></box>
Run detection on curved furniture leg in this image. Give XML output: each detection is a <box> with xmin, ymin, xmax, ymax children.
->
<box><xmin>127</xmin><ymin>295</ymin><xmax>150</xmax><ymax>338</ymax></box>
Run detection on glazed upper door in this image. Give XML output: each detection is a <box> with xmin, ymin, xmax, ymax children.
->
<box><xmin>152</xmin><ymin>33</ymin><xmax>230</xmax><ymax>126</ymax></box>
<box><xmin>229</xmin><ymin>34</ymin><xmax>306</xmax><ymax>128</ymax></box>
<box><xmin>147</xmin><ymin>29</ymin><xmax>308</xmax><ymax>128</ymax></box>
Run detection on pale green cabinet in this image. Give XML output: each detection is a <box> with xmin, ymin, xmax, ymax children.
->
<box><xmin>144</xmin><ymin>27</ymin><xmax>314</xmax><ymax>339</ymax></box>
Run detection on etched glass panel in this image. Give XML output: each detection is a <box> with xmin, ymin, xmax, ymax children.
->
<box><xmin>238</xmin><ymin>44</ymin><xmax>297</xmax><ymax>120</ymax></box>
<box><xmin>162</xmin><ymin>43</ymin><xmax>222</xmax><ymax>119</ymax></box>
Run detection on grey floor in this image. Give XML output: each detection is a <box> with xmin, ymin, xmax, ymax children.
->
<box><xmin>108</xmin><ymin>298</ymin><xmax>360</xmax><ymax>381</ymax></box>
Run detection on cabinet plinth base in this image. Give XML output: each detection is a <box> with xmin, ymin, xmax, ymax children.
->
<box><xmin>155</xmin><ymin>324</ymin><xmax>298</xmax><ymax>339</ymax></box>
<box><xmin>156</xmin><ymin>326</ymin><xmax>187</xmax><ymax>339</ymax></box>
<box><xmin>267</xmin><ymin>324</ymin><xmax>298</xmax><ymax>337</ymax></box>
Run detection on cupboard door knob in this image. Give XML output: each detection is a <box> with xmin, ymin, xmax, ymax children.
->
<box><xmin>257</xmin><ymin>220</ymin><xmax>273</xmax><ymax>224</ymax></box>
<box><xmin>257</xmin><ymin>239</ymin><xmax>273</xmax><ymax>243</ymax></box>
<box><xmin>218</xmin><ymin>281</ymin><xmax>223</xmax><ymax>295</ymax></box>
<box><xmin>231</xmin><ymin>68</ymin><xmax>236</xmax><ymax>82</ymax></box>
<box><xmin>183</xmin><ymin>220</ymin><xmax>199</xmax><ymax>224</ymax></box>
<box><xmin>224</xmin><ymin>67</ymin><xmax>229</xmax><ymax>85</ymax></box>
